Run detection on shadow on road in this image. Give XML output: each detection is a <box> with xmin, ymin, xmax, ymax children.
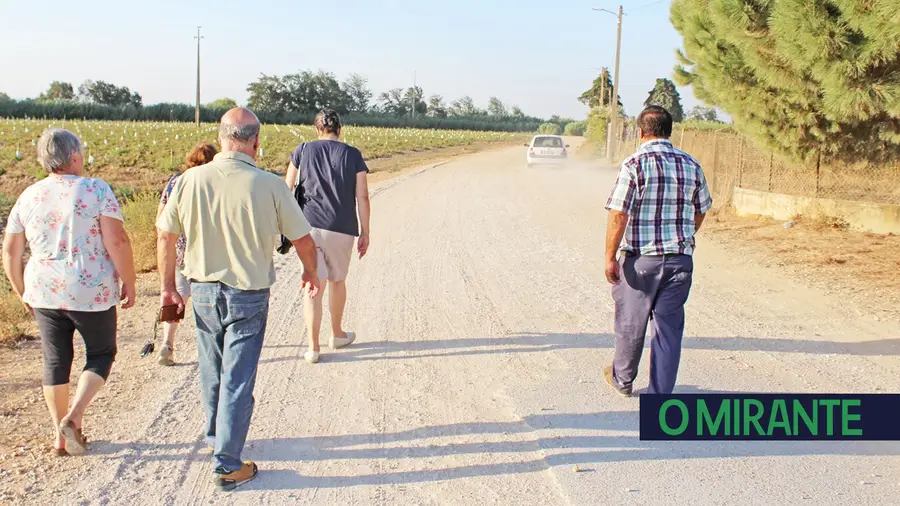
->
<box><xmin>260</xmin><ymin>332</ymin><xmax>900</xmax><ymax>366</ymax></box>
<box><xmin>90</xmin><ymin>405</ymin><xmax>900</xmax><ymax>492</ymax></box>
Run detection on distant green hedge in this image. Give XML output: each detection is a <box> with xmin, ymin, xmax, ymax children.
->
<box><xmin>539</xmin><ymin>123</ymin><xmax>563</xmax><ymax>135</ymax></box>
<box><xmin>0</xmin><ymin>99</ymin><xmax>542</xmax><ymax>132</ymax></box>
<box><xmin>564</xmin><ymin>121</ymin><xmax>585</xmax><ymax>136</ymax></box>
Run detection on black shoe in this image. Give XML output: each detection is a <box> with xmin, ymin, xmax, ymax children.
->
<box><xmin>604</xmin><ymin>366</ymin><xmax>633</xmax><ymax>397</ymax></box>
<box><xmin>215</xmin><ymin>462</ymin><xmax>258</xmax><ymax>491</ymax></box>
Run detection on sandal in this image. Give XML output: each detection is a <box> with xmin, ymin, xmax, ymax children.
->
<box><xmin>52</xmin><ymin>448</ymin><xmax>69</xmax><ymax>457</ymax></box>
<box><xmin>59</xmin><ymin>420</ymin><xmax>88</xmax><ymax>456</ymax></box>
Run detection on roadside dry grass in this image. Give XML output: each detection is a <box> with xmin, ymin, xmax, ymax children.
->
<box><xmin>703</xmin><ymin>209</ymin><xmax>900</xmax><ymax>318</ymax></box>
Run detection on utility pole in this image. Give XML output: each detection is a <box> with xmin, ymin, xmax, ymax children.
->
<box><xmin>194</xmin><ymin>26</ymin><xmax>203</xmax><ymax>127</ymax></box>
<box><xmin>609</xmin><ymin>6</ymin><xmax>623</xmax><ymax>160</ymax></box>
<box><xmin>593</xmin><ymin>6</ymin><xmax>624</xmax><ymax>160</ymax></box>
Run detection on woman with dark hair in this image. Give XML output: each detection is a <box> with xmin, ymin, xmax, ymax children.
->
<box><xmin>155</xmin><ymin>141</ymin><xmax>218</xmax><ymax>366</ymax></box>
<box><xmin>285</xmin><ymin>109</ymin><xmax>371</xmax><ymax>364</ymax></box>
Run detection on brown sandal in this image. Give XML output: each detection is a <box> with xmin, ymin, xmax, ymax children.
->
<box><xmin>52</xmin><ymin>448</ymin><xmax>69</xmax><ymax>457</ymax></box>
<box><xmin>59</xmin><ymin>421</ymin><xmax>88</xmax><ymax>456</ymax></box>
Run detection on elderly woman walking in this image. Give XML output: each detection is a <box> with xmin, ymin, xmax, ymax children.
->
<box><xmin>155</xmin><ymin>142</ymin><xmax>218</xmax><ymax>366</ymax></box>
<box><xmin>2</xmin><ymin>128</ymin><xmax>137</xmax><ymax>456</ymax></box>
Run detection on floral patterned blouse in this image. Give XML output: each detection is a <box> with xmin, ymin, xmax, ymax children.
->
<box><xmin>5</xmin><ymin>175</ymin><xmax>123</xmax><ymax>312</ymax></box>
<box><xmin>160</xmin><ymin>174</ymin><xmax>186</xmax><ymax>267</ymax></box>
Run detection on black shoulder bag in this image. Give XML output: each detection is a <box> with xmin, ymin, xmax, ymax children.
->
<box><xmin>278</xmin><ymin>143</ymin><xmax>306</xmax><ymax>255</ymax></box>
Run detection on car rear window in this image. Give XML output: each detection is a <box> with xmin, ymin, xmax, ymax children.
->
<box><xmin>533</xmin><ymin>137</ymin><xmax>563</xmax><ymax>148</ymax></box>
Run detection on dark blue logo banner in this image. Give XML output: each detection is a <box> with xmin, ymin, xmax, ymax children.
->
<box><xmin>639</xmin><ymin>394</ymin><xmax>900</xmax><ymax>441</ymax></box>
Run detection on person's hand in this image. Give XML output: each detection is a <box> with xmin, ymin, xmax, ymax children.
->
<box><xmin>605</xmin><ymin>259</ymin><xmax>621</xmax><ymax>285</ymax></box>
<box><xmin>121</xmin><ymin>281</ymin><xmax>137</xmax><ymax>310</ymax></box>
<box><xmin>302</xmin><ymin>270</ymin><xmax>321</xmax><ymax>299</ymax></box>
<box><xmin>357</xmin><ymin>235</ymin><xmax>370</xmax><ymax>259</ymax></box>
<box><xmin>19</xmin><ymin>298</ymin><xmax>33</xmax><ymax>316</ymax></box>
<box><xmin>160</xmin><ymin>288</ymin><xmax>183</xmax><ymax>314</ymax></box>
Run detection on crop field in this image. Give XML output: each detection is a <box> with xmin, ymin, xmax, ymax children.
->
<box><xmin>0</xmin><ymin>118</ymin><xmax>526</xmax><ymax>199</ymax></box>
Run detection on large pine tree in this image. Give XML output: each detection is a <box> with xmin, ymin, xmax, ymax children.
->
<box><xmin>644</xmin><ymin>78</ymin><xmax>685</xmax><ymax>122</ymax></box>
<box><xmin>671</xmin><ymin>0</ymin><xmax>900</xmax><ymax>162</ymax></box>
<box><xmin>579</xmin><ymin>69</ymin><xmax>622</xmax><ymax>109</ymax></box>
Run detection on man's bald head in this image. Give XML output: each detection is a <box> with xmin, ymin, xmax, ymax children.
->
<box><xmin>219</xmin><ymin>107</ymin><xmax>261</xmax><ymax>157</ymax></box>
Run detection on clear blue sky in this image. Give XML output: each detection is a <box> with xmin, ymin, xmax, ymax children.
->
<box><xmin>0</xmin><ymin>0</ymin><xmax>704</xmax><ymax>120</ymax></box>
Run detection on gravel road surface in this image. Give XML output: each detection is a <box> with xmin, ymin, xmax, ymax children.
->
<box><xmin>24</xmin><ymin>143</ymin><xmax>899</xmax><ymax>505</ymax></box>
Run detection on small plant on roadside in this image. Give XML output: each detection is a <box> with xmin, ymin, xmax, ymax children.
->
<box><xmin>121</xmin><ymin>190</ymin><xmax>162</xmax><ymax>273</ymax></box>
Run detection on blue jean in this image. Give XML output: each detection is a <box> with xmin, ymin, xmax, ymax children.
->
<box><xmin>191</xmin><ymin>282</ymin><xmax>270</xmax><ymax>474</ymax></box>
<box><xmin>611</xmin><ymin>254</ymin><xmax>694</xmax><ymax>394</ymax></box>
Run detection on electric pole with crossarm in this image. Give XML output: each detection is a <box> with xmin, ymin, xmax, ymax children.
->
<box><xmin>194</xmin><ymin>26</ymin><xmax>203</xmax><ymax>126</ymax></box>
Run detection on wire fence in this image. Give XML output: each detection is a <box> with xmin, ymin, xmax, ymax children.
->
<box><xmin>609</xmin><ymin>125</ymin><xmax>900</xmax><ymax>208</ymax></box>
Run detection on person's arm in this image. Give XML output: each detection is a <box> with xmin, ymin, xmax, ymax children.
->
<box><xmin>285</xmin><ymin>161</ymin><xmax>299</xmax><ymax>190</ymax></box>
<box><xmin>603</xmin><ymin>161</ymin><xmax>637</xmax><ymax>284</ymax></box>
<box><xmin>356</xmin><ymin>171</ymin><xmax>370</xmax><ymax>259</ymax></box>
<box><xmin>275</xmin><ymin>182</ymin><xmax>320</xmax><ymax>297</ymax></box>
<box><xmin>100</xmin><ymin>216</ymin><xmax>137</xmax><ymax>309</ymax></box>
<box><xmin>2</xmin><ymin>231</ymin><xmax>30</xmax><ymax>313</ymax></box>
<box><xmin>606</xmin><ymin>210</ymin><xmax>629</xmax><ymax>263</ymax></box>
<box><xmin>156</xmin><ymin>188</ymin><xmax>185</xmax><ymax>312</ymax></box>
<box><xmin>693</xmin><ymin>164</ymin><xmax>713</xmax><ymax>234</ymax></box>
<box><xmin>695</xmin><ymin>213</ymin><xmax>707</xmax><ymax>232</ymax></box>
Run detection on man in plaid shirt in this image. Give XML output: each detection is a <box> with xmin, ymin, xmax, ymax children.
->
<box><xmin>603</xmin><ymin>105</ymin><xmax>712</xmax><ymax>396</ymax></box>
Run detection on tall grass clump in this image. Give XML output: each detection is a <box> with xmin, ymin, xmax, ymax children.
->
<box><xmin>121</xmin><ymin>190</ymin><xmax>161</xmax><ymax>273</ymax></box>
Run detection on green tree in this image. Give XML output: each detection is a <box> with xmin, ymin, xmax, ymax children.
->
<box><xmin>246</xmin><ymin>74</ymin><xmax>287</xmax><ymax>113</ymax></box>
<box><xmin>448</xmin><ymin>96</ymin><xmax>480</xmax><ymax>117</ymax></box>
<box><xmin>510</xmin><ymin>105</ymin><xmax>524</xmax><ymax>118</ymax></box>
<box><xmin>247</xmin><ymin>71</ymin><xmax>351</xmax><ymax>115</ymax></box>
<box><xmin>206</xmin><ymin>98</ymin><xmax>238</xmax><ymax>110</ymax></box>
<box><xmin>487</xmin><ymin>97</ymin><xmax>508</xmax><ymax>117</ymax></box>
<box><xmin>579</xmin><ymin>69</ymin><xmax>621</xmax><ymax>109</ymax></box>
<box><xmin>343</xmin><ymin>73</ymin><xmax>372</xmax><ymax>113</ymax></box>
<box><xmin>671</xmin><ymin>0</ymin><xmax>900</xmax><ymax>162</ymax></box>
<box><xmin>77</xmin><ymin>80</ymin><xmax>141</xmax><ymax>107</ymax></box>
<box><xmin>378</xmin><ymin>88</ymin><xmax>409</xmax><ymax>117</ymax></box>
<box><xmin>39</xmin><ymin>81</ymin><xmax>75</xmax><ymax>101</ymax></box>
<box><xmin>687</xmin><ymin>105</ymin><xmax>719</xmax><ymax>122</ymax></box>
<box><xmin>403</xmin><ymin>86</ymin><xmax>427</xmax><ymax>116</ymax></box>
<box><xmin>427</xmin><ymin>95</ymin><xmax>448</xmax><ymax>118</ymax></box>
<box><xmin>644</xmin><ymin>78</ymin><xmax>684</xmax><ymax>122</ymax></box>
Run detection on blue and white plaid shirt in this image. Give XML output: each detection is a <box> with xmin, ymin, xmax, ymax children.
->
<box><xmin>605</xmin><ymin>139</ymin><xmax>712</xmax><ymax>256</ymax></box>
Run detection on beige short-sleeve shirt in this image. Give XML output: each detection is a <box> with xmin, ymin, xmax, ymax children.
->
<box><xmin>156</xmin><ymin>151</ymin><xmax>312</xmax><ymax>290</ymax></box>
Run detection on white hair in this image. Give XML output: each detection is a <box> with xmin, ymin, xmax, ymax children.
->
<box><xmin>37</xmin><ymin>128</ymin><xmax>82</xmax><ymax>173</ymax></box>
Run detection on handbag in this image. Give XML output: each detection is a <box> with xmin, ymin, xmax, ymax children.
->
<box><xmin>278</xmin><ymin>143</ymin><xmax>306</xmax><ymax>255</ymax></box>
<box><xmin>139</xmin><ymin>305</ymin><xmax>186</xmax><ymax>358</ymax></box>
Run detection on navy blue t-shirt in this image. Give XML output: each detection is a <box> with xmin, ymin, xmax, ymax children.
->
<box><xmin>290</xmin><ymin>139</ymin><xmax>369</xmax><ymax>237</ymax></box>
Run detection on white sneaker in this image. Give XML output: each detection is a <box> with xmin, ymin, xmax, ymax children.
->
<box><xmin>329</xmin><ymin>332</ymin><xmax>356</xmax><ymax>350</ymax></box>
<box><xmin>304</xmin><ymin>351</ymin><xmax>320</xmax><ymax>364</ymax></box>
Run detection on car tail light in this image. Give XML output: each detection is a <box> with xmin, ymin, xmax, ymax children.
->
<box><xmin>561</xmin><ymin>148</ymin><xmax>567</xmax><ymax>157</ymax></box>
<box><xmin>529</xmin><ymin>148</ymin><xmax>535</xmax><ymax>156</ymax></box>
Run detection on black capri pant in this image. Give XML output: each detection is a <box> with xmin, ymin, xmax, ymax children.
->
<box><xmin>33</xmin><ymin>307</ymin><xmax>118</xmax><ymax>386</ymax></box>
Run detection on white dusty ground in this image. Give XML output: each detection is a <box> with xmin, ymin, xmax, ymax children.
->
<box><xmin>26</xmin><ymin>143</ymin><xmax>900</xmax><ymax>505</ymax></box>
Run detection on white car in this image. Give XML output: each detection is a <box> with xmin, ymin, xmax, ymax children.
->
<box><xmin>525</xmin><ymin>135</ymin><xmax>569</xmax><ymax>166</ymax></box>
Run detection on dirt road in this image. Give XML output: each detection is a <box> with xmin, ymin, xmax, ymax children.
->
<box><xmin>16</xmin><ymin>143</ymin><xmax>900</xmax><ymax>505</ymax></box>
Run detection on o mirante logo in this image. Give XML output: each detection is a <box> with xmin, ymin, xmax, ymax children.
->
<box><xmin>639</xmin><ymin>394</ymin><xmax>900</xmax><ymax>441</ymax></box>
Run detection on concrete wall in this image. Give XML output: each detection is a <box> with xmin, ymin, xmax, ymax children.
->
<box><xmin>732</xmin><ymin>187</ymin><xmax>900</xmax><ymax>235</ymax></box>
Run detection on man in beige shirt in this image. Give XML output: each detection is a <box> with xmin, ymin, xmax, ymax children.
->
<box><xmin>157</xmin><ymin>108</ymin><xmax>319</xmax><ymax>491</ymax></box>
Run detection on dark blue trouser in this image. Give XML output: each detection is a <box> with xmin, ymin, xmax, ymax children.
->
<box><xmin>611</xmin><ymin>254</ymin><xmax>694</xmax><ymax>394</ymax></box>
<box><xmin>191</xmin><ymin>282</ymin><xmax>270</xmax><ymax>474</ymax></box>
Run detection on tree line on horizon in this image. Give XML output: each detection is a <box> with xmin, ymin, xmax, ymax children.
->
<box><xmin>0</xmin><ymin>73</ymin><xmax>564</xmax><ymax>133</ymax></box>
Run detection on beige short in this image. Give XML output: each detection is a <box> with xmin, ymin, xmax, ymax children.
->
<box><xmin>308</xmin><ymin>228</ymin><xmax>355</xmax><ymax>281</ymax></box>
